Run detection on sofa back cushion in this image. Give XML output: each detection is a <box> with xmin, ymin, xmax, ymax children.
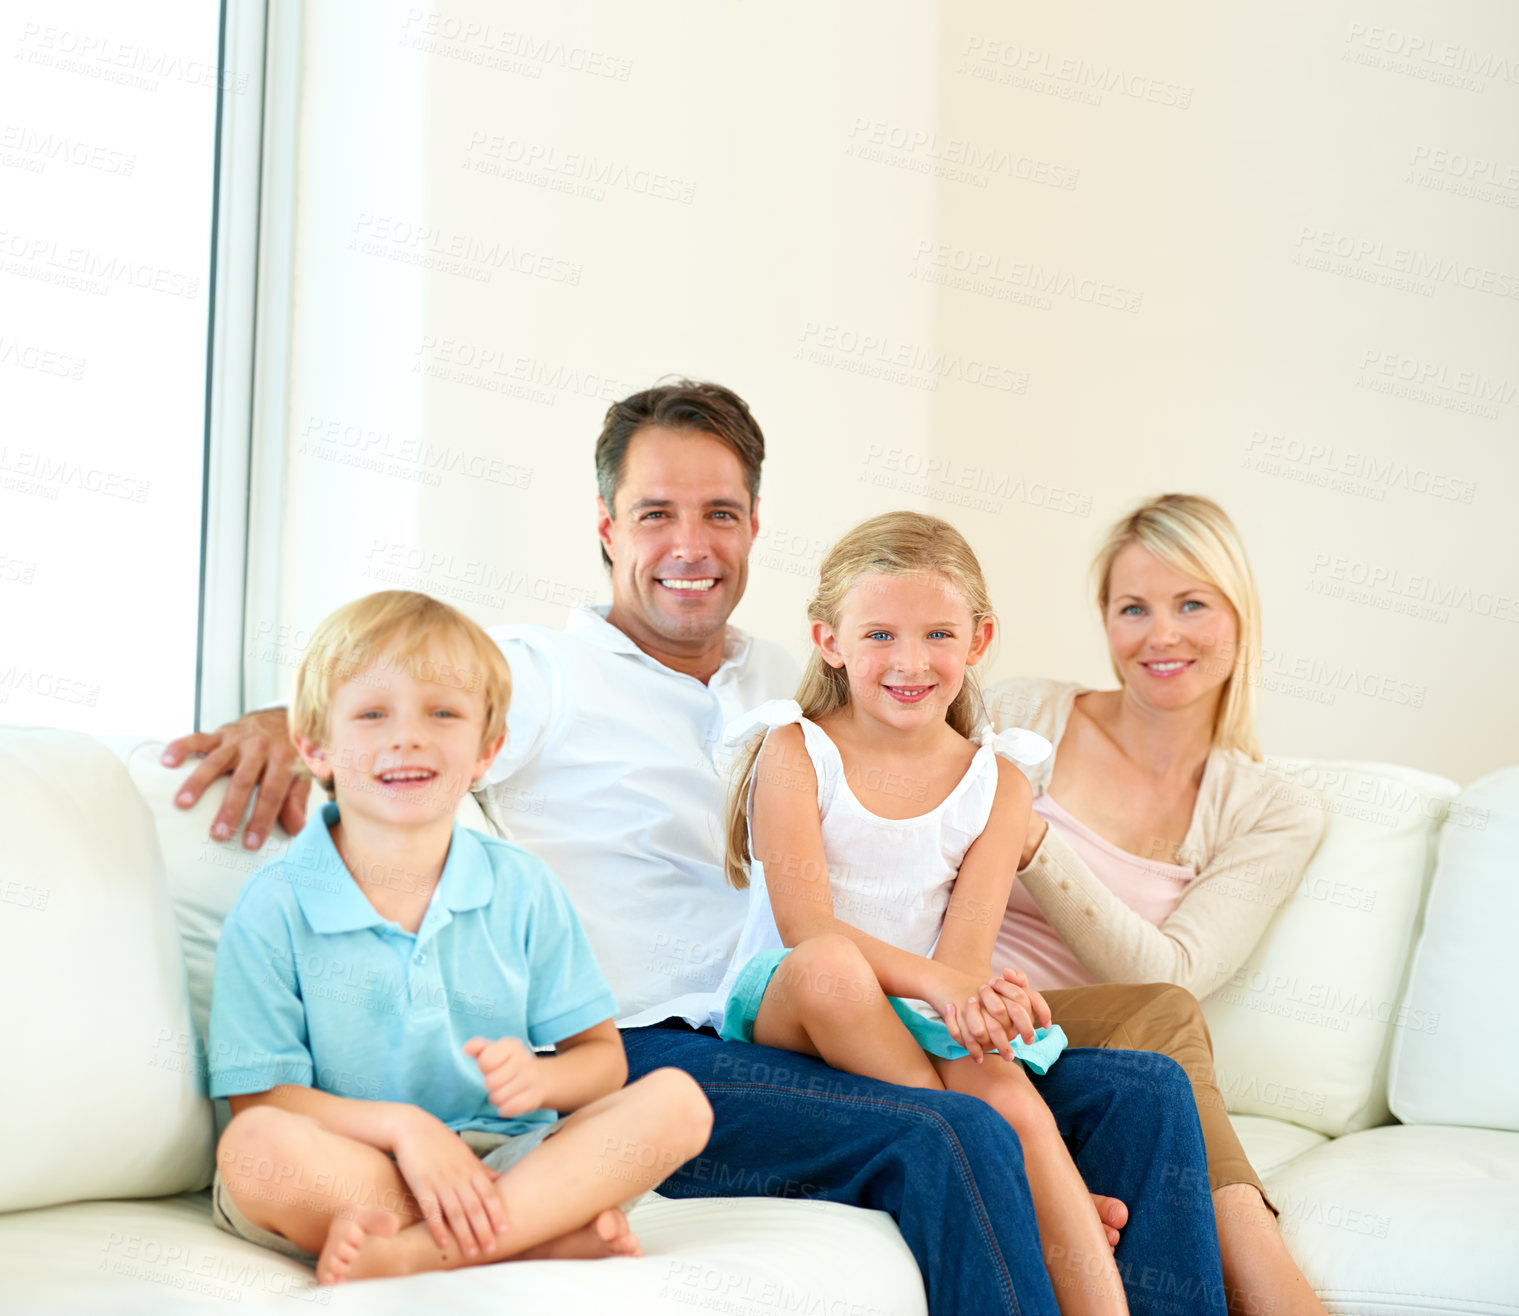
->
<box><xmin>0</xmin><ymin>728</ymin><xmax>214</xmax><ymax>1211</ymax></box>
<box><xmin>1389</xmin><ymin>766</ymin><xmax>1519</xmax><ymax>1130</ymax></box>
<box><xmin>1202</xmin><ymin>760</ymin><xmax>1457</xmax><ymax>1137</ymax></box>
<box><xmin>123</xmin><ymin>743</ymin><xmax>496</xmax><ymax>1047</ymax></box>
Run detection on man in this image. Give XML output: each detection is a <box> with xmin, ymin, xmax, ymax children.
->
<box><xmin>168</xmin><ymin>380</ymin><xmax>1226</xmax><ymax>1315</ymax></box>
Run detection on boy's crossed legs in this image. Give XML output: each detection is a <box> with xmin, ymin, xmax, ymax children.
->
<box><xmin>215</xmin><ymin>1068</ymin><xmax>710</xmax><ymax>1284</ymax></box>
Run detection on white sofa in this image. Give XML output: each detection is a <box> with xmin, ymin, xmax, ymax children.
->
<box><xmin>1</xmin><ymin>726</ymin><xmax>1516</xmax><ymax>1315</ymax></box>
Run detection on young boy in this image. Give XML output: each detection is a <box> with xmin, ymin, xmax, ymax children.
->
<box><xmin>208</xmin><ymin>590</ymin><xmax>712</xmax><ymax>1285</ymax></box>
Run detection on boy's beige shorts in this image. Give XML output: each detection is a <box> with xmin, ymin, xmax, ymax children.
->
<box><xmin>211</xmin><ymin>1120</ymin><xmax>576</xmax><ymax>1263</ymax></box>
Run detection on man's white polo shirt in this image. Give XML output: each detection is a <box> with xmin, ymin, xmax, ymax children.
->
<box><xmin>477</xmin><ymin>603</ymin><xmax>799</xmax><ymax>1028</ymax></box>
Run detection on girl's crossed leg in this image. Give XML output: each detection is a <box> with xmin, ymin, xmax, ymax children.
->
<box><xmin>752</xmin><ymin>935</ymin><xmax>1126</xmax><ymax>1316</ymax></box>
<box><xmin>216</xmin><ymin>1068</ymin><xmax>711</xmax><ymax>1284</ymax></box>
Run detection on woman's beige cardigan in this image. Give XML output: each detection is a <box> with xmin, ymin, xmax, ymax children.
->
<box><xmin>985</xmin><ymin>676</ymin><xmax>1326</xmax><ymax>999</ymax></box>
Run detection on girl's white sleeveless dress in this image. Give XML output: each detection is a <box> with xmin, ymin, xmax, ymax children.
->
<box><xmin>712</xmin><ymin>699</ymin><xmax>1068</xmax><ymax>1071</ymax></box>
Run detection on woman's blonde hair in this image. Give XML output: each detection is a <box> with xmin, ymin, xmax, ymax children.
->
<box><xmin>723</xmin><ymin>511</ymin><xmax>994</xmax><ymax>888</ymax></box>
<box><xmin>1090</xmin><ymin>494</ymin><xmax>1261</xmax><ymax>760</ymax></box>
<box><xmin>291</xmin><ymin>591</ymin><xmax>513</xmax><ymax>797</ymax></box>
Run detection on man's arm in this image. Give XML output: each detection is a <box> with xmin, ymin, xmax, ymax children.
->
<box><xmin>163</xmin><ymin>708</ymin><xmax>311</xmax><ymax>851</ymax></box>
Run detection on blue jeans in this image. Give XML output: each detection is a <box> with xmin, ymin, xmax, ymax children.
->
<box><xmin>625</xmin><ymin>1025</ymin><xmax>1225</xmax><ymax>1316</ymax></box>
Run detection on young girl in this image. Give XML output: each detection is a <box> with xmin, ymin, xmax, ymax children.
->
<box><xmin>718</xmin><ymin>511</ymin><xmax>1127</xmax><ymax>1316</ymax></box>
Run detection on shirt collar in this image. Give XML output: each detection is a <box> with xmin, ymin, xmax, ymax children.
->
<box><xmin>284</xmin><ymin>801</ymin><xmax>494</xmax><ymax>934</ymax></box>
<box><xmin>567</xmin><ymin>601</ymin><xmax>755</xmax><ymax>679</ymax></box>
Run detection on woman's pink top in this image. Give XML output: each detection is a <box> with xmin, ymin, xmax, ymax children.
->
<box><xmin>995</xmin><ymin>794</ymin><xmax>1197</xmax><ymax>991</ymax></box>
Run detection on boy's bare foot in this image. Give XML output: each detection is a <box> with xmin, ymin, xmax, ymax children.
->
<box><xmin>315</xmin><ymin>1208</ymin><xmax>402</xmax><ymax>1285</ymax></box>
<box><xmin>520</xmin><ymin>1208</ymin><xmax>642</xmax><ymax>1261</ymax></box>
<box><xmin>1091</xmin><ymin>1193</ymin><xmax>1128</xmax><ymax>1248</ymax></box>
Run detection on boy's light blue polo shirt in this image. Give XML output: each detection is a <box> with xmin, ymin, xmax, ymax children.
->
<box><xmin>208</xmin><ymin>801</ymin><xmax>617</xmax><ymax>1136</ymax></box>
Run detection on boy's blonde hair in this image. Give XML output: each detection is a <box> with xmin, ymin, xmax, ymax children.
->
<box><xmin>291</xmin><ymin>591</ymin><xmax>512</xmax><ymax>797</ymax></box>
<box><xmin>1090</xmin><ymin>494</ymin><xmax>1262</xmax><ymax>761</ymax></box>
<box><xmin>723</xmin><ymin>511</ymin><xmax>994</xmax><ymax>889</ymax></box>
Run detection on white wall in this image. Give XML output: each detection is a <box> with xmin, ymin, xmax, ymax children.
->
<box><xmin>262</xmin><ymin>0</ymin><xmax>1519</xmax><ymax>783</ymax></box>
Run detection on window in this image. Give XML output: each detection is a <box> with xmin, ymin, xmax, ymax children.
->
<box><xmin>1</xmin><ymin>3</ymin><xmax>223</xmax><ymax>737</ymax></box>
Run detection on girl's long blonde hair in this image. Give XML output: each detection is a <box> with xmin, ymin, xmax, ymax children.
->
<box><xmin>1090</xmin><ymin>494</ymin><xmax>1263</xmax><ymax>760</ymax></box>
<box><xmin>723</xmin><ymin>511</ymin><xmax>995</xmax><ymax>889</ymax></box>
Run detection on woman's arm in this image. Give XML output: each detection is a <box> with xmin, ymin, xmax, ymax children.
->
<box><xmin>751</xmin><ymin>726</ymin><xmax>958</xmax><ymax>1003</ymax></box>
<box><xmin>1014</xmin><ymin>777</ymin><xmax>1326</xmax><ymax>998</ymax></box>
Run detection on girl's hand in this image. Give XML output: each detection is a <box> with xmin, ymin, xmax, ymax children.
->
<box><xmin>464</xmin><ymin>1035</ymin><xmax>550</xmax><ymax>1120</ymax></box>
<box><xmin>928</xmin><ymin>968</ymin><xmax>1015</xmax><ymax>1063</ymax></box>
<box><xmin>988</xmin><ymin>967</ymin><xmax>1053</xmax><ymax>1036</ymax></box>
<box><xmin>389</xmin><ymin>1107</ymin><xmax>507</xmax><ymax>1258</ymax></box>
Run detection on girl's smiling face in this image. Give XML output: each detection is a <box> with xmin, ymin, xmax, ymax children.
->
<box><xmin>813</xmin><ymin>570</ymin><xmax>994</xmax><ymax>730</ymax></box>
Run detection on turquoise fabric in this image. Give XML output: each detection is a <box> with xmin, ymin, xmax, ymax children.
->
<box><xmin>719</xmin><ymin>948</ymin><xmax>1067</xmax><ymax>1073</ymax></box>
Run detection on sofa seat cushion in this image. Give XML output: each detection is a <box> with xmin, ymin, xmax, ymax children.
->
<box><xmin>0</xmin><ymin>1189</ymin><xmax>926</xmax><ymax>1314</ymax></box>
<box><xmin>1228</xmin><ymin>1114</ymin><xmax>1329</xmax><ymax>1179</ymax></box>
<box><xmin>1261</xmin><ymin>1124</ymin><xmax>1519</xmax><ymax>1316</ymax></box>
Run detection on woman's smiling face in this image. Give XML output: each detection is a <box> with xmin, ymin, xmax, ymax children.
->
<box><xmin>1103</xmin><ymin>542</ymin><xmax>1238</xmax><ymax>713</ymax></box>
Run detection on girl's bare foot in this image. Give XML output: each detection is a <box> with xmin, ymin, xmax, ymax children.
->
<box><xmin>520</xmin><ymin>1207</ymin><xmax>641</xmax><ymax>1261</ymax></box>
<box><xmin>1091</xmin><ymin>1193</ymin><xmax>1128</xmax><ymax>1248</ymax></box>
<box><xmin>315</xmin><ymin>1208</ymin><xmax>402</xmax><ymax>1285</ymax></box>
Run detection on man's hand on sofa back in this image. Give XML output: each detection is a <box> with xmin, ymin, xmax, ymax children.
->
<box><xmin>162</xmin><ymin>707</ymin><xmax>310</xmax><ymax>851</ymax></box>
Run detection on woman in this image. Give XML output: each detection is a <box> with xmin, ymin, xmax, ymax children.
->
<box><xmin>987</xmin><ymin>494</ymin><xmax>1329</xmax><ymax>1316</ymax></box>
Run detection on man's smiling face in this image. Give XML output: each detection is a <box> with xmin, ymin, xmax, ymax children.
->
<box><xmin>597</xmin><ymin>425</ymin><xmax>759</xmax><ymax>650</ymax></box>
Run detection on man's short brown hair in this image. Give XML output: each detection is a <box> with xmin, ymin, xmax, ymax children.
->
<box><xmin>594</xmin><ymin>379</ymin><xmax>765</xmax><ymax>567</ymax></box>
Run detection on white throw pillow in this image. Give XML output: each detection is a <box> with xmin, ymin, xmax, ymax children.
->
<box><xmin>1388</xmin><ymin>766</ymin><xmax>1519</xmax><ymax>1130</ymax></box>
<box><xmin>1202</xmin><ymin>760</ymin><xmax>1457</xmax><ymax>1137</ymax></box>
<box><xmin>0</xmin><ymin>728</ymin><xmax>214</xmax><ymax>1211</ymax></box>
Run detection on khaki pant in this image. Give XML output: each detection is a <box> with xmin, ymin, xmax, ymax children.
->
<box><xmin>1042</xmin><ymin>982</ymin><xmax>1270</xmax><ymax>1208</ymax></box>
